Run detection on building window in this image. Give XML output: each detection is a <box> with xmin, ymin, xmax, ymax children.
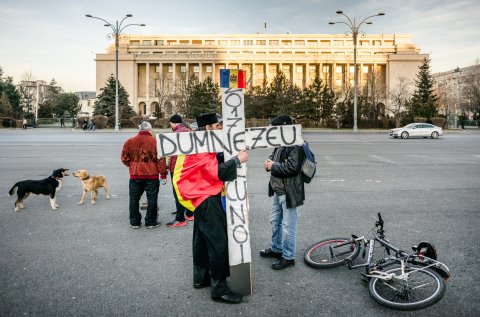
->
<box><xmin>270</xmin><ymin>51</ymin><xmax>279</xmax><ymax>55</ymax></box>
<box><xmin>205</xmin><ymin>40</ymin><xmax>215</xmax><ymax>45</ymax></box>
<box><xmin>281</xmin><ymin>40</ymin><xmax>292</xmax><ymax>45</ymax></box>
<box><xmin>296</xmin><ymin>66</ymin><xmax>303</xmax><ymax>73</ymax></box>
<box><xmin>322</xmin><ymin>65</ymin><xmax>330</xmax><ymax>73</ymax></box>
<box><xmin>283</xmin><ymin>65</ymin><xmax>290</xmax><ymax>72</ymax></box>
<box><xmin>168</xmin><ymin>66</ymin><xmax>173</xmax><ymax>73</ymax></box>
<box><xmin>180</xmin><ymin>66</ymin><xmax>187</xmax><ymax>73</ymax></box>
<box><xmin>143</xmin><ymin>40</ymin><xmax>152</xmax><ymax>46</ymax></box>
<box><xmin>309</xmin><ymin>65</ymin><xmax>316</xmax><ymax>72</ymax></box>
<box><xmin>349</xmin><ymin>66</ymin><xmax>355</xmax><ymax>73</ymax></box>
<box><xmin>193</xmin><ymin>66</ymin><xmax>200</xmax><ymax>73</ymax></box>
<box><xmin>192</xmin><ymin>40</ymin><xmax>202</xmax><ymax>45</ymax></box>
<box><xmin>218</xmin><ymin>40</ymin><xmax>228</xmax><ymax>45</ymax></box>
<box><xmin>363</xmin><ymin>66</ymin><xmax>369</xmax><ymax>73</ymax></box>
<box><xmin>155</xmin><ymin>40</ymin><xmax>164</xmax><ymax>45</ymax></box>
<box><xmin>372</xmin><ymin>40</ymin><xmax>381</xmax><ymax>46</ymax></box>
<box><xmin>308</xmin><ymin>40</ymin><xmax>317</xmax><ymax>46</ymax></box>
<box><xmin>294</xmin><ymin>40</ymin><xmax>305</xmax><ymax>46</ymax></box>
<box><xmin>206</xmin><ymin>66</ymin><xmax>213</xmax><ymax>72</ymax></box>
<box><xmin>244</xmin><ymin>40</ymin><xmax>254</xmax><ymax>45</ymax></box>
<box><xmin>334</xmin><ymin>40</ymin><xmax>343</xmax><ymax>46</ymax></box>
<box><xmin>179</xmin><ymin>40</ymin><xmax>189</xmax><ymax>44</ymax></box>
<box><xmin>336</xmin><ymin>66</ymin><xmax>343</xmax><ymax>73</ymax></box>
<box><xmin>269</xmin><ymin>40</ymin><xmax>279</xmax><ymax>45</ymax></box>
<box><xmin>130</xmin><ymin>40</ymin><xmax>140</xmax><ymax>45</ymax></box>
<box><xmin>257</xmin><ymin>40</ymin><xmax>266</xmax><ymax>45</ymax></box>
<box><xmin>231</xmin><ymin>40</ymin><xmax>241</xmax><ymax>45</ymax></box>
<box><xmin>167</xmin><ymin>40</ymin><xmax>176</xmax><ymax>45</ymax></box>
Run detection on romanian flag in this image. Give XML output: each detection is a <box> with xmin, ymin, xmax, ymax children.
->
<box><xmin>173</xmin><ymin>153</ymin><xmax>224</xmax><ymax>211</ymax></box>
<box><xmin>220</xmin><ymin>69</ymin><xmax>246</xmax><ymax>89</ymax></box>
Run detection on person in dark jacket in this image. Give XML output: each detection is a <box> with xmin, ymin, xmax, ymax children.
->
<box><xmin>121</xmin><ymin>121</ymin><xmax>168</xmax><ymax>229</ymax></box>
<box><xmin>175</xmin><ymin>113</ymin><xmax>248</xmax><ymax>303</ymax></box>
<box><xmin>260</xmin><ymin>114</ymin><xmax>305</xmax><ymax>270</ymax></box>
<box><xmin>166</xmin><ymin>114</ymin><xmax>194</xmax><ymax>227</ymax></box>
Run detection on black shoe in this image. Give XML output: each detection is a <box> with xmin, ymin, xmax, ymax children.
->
<box><xmin>145</xmin><ymin>222</ymin><xmax>161</xmax><ymax>229</ymax></box>
<box><xmin>211</xmin><ymin>290</ymin><xmax>243</xmax><ymax>304</ymax></box>
<box><xmin>194</xmin><ymin>281</ymin><xmax>211</xmax><ymax>289</ymax></box>
<box><xmin>260</xmin><ymin>248</ymin><xmax>282</xmax><ymax>259</ymax></box>
<box><xmin>272</xmin><ymin>258</ymin><xmax>295</xmax><ymax>270</ymax></box>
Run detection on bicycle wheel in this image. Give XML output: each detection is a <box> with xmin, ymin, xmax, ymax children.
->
<box><xmin>304</xmin><ymin>237</ymin><xmax>360</xmax><ymax>269</ymax></box>
<box><xmin>368</xmin><ymin>264</ymin><xmax>446</xmax><ymax>310</ymax></box>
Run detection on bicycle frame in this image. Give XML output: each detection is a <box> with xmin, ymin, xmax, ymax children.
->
<box><xmin>335</xmin><ymin>219</ymin><xmax>450</xmax><ymax>282</ymax></box>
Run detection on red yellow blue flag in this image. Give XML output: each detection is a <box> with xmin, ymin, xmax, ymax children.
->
<box><xmin>220</xmin><ymin>69</ymin><xmax>246</xmax><ymax>89</ymax></box>
<box><xmin>173</xmin><ymin>153</ymin><xmax>224</xmax><ymax>211</ymax></box>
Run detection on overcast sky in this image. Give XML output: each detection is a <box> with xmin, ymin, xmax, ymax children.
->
<box><xmin>0</xmin><ymin>0</ymin><xmax>479</xmax><ymax>92</ymax></box>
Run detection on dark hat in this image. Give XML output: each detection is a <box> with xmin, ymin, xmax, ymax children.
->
<box><xmin>169</xmin><ymin>114</ymin><xmax>182</xmax><ymax>123</ymax></box>
<box><xmin>196</xmin><ymin>113</ymin><xmax>218</xmax><ymax>128</ymax></box>
<box><xmin>269</xmin><ymin>115</ymin><xmax>294</xmax><ymax>126</ymax></box>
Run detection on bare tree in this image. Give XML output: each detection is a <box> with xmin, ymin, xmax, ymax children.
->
<box><xmin>388</xmin><ymin>76</ymin><xmax>413</xmax><ymax>127</ymax></box>
<box><xmin>362</xmin><ymin>69</ymin><xmax>387</xmax><ymax>120</ymax></box>
<box><xmin>154</xmin><ymin>70</ymin><xmax>170</xmax><ymax>117</ymax></box>
<box><xmin>462</xmin><ymin>67</ymin><xmax>480</xmax><ymax>118</ymax></box>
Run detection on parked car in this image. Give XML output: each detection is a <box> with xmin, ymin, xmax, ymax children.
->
<box><xmin>390</xmin><ymin>123</ymin><xmax>443</xmax><ymax>139</ymax></box>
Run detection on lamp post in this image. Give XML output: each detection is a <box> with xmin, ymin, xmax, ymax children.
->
<box><xmin>329</xmin><ymin>11</ymin><xmax>384</xmax><ymax>132</ymax></box>
<box><xmin>86</xmin><ymin>14</ymin><xmax>145</xmax><ymax>132</ymax></box>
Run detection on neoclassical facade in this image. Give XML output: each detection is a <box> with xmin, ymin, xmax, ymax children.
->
<box><xmin>95</xmin><ymin>33</ymin><xmax>427</xmax><ymax>117</ymax></box>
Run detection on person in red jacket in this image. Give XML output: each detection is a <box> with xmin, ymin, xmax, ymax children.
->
<box><xmin>166</xmin><ymin>114</ymin><xmax>195</xmax><ymax>227</ymax></box>
<box><xmin>121</xmin><ymin>121</ymin><xmax>167</xmax><ymax>229</ymax></box>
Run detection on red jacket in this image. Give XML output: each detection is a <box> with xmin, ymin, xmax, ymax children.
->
<box><xmin>169</xmin><ymin>123</ymin><xmax>191</xmax><ymax>174</ymax></box>
<box><xmin>121</xmin><ymin>130</ymin><xmax>167</xmax><ymax>180</ymax></box>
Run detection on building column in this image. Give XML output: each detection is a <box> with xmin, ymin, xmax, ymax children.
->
<box><xmin>251</xmin><ymin>63</ymin><xmax>256</xmax><ymax>87</ymax></box>
<box><xmin>212</xmin><ymin>63</ymin><xmax>216</xmax><ymax>83</ymax></box>
<box><xmin>134</xmin><ymin>63</ymin><xmax>138</xmax><ymax>113</ymax></box>
<box><xmin>199</xmin><ymin>62</ymin><xmax>203</xmax><ymax>82</ymax></box>
<box><xmin>265</xmin><ymin>63</ymin><xmax>269</xmax><ymax>82</ymax></box>
<box><xmin>173</xmin><ymin>62</ymin><xmax>176</xmax><ymax>87</ymax></box>
<box><xmin>146</xmin><ymin>63</ymin><xmax>150</xmax><ymax>114</ymax></box>
<box><xmin>306</xmin><ymin>63</ymin><xmax>310</xmax><ymax>87</ymax></box>
<box><xmin>292</xmin><ymin>63</ymin><xmax>296</xmax><ymax>84</ymax></box>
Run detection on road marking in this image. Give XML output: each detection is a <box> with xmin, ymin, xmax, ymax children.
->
<box><xmin>370</xmin><ymin>155</ymin><xmax>396</xmax><ymax>164</ymax></box>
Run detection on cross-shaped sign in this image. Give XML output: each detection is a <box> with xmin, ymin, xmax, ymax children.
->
<box><xmin>156</xmin><ymin>70</ymin><xmax>304</xmax><ymax>295</ymax></box>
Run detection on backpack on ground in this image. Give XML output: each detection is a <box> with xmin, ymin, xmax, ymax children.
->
<box><xmin>301</xmin><ymin>142</ymin><xmax>316</xmax><ymax>183</ymax></box>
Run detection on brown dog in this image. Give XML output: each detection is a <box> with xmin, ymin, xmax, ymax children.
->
<box><xmin>72</xmin><ymin>170</ymin><xmax>110</xmax><ymax>205</ymax></box>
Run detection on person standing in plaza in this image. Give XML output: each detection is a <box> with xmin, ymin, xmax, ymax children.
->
<box><xmin>260</xmin><ymin>114</ymin><xmax>305</xmax><ymax>270</ymax></box>
<box><xmin>22</xmin><ymin>118</ymin><xmax>27</xmax><ymax>130</ymax></box>
<box><xmin>121</xmin><ymin>121</ymin><xmax>167</xmax><ymax>229</ymax></box>
<box><xmin>60</xmin><ymin>116</ymin><xmax>65</xmax><ymax>128</ymax></box>
<box><xmin>166</xmin><ymin>114</ymin><xmax>194</xmax><ymax>228</ymax></box>
<box><xmin>174</xmin><ymin>113</ymin><xmax>248</xmax><ymax>303</ymax></box>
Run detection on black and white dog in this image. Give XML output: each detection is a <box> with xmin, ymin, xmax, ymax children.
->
<box><xmin>8</xmin><ymin>168</ymin><xmax>69</xmax><ymax>212</ymax></box>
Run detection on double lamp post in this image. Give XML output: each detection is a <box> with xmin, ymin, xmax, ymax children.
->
<box><xmin>329</xmin><ymin>11</ymin><xmax>385</xmax><ymax>132</ymax></box>
<box><xmin>86</xmin><ymin>14</ymin><xmax>145</xmax><ymax>132</ymax></box>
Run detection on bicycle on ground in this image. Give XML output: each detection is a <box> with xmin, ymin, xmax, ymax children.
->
<box><xmin>304</xmin><ymin>213</ymin><xmax>450</xmax><ymax>310</ymax></box>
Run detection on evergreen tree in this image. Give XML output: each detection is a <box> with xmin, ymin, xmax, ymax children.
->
<box><xmin>187</xmin><ymin>76</ymin><xmax>220</xmax><ymax>118</ymax></box>
<box><xmin>0</xmin><ymin>91</ymin><xmax>13</xmax><ymax>116</ymax></box>
<box><xmin>245</xmin><ymin>83</ymin><xmax>269</xmax><ymax>119</ymax></box>
<box><xmin>410</xmin><ymin>59</ymin><xmax>438</xmax><ymax>119</ymax></box>
<box><xmin>39</xmin><ymin>79</ymin><xmax>62</xmax><ymax>118</ymax></box>
<box><xmin>302</xmin><ymin>77</ymin><xmax>337</xmax><ymax>124</ymax></box>
<box><xmin>0</xmin><ymin>66</ymin><xmax>22</xmax><ymax>118</ymax></box>
<box><xmin>54</xmin><ymin>93</ymin><xmax>80</xmax><ymax>117</ymax></box>
<box><xmin>93</xmin><ymin>74</ymin><xmax>134</xmax><ymax>119</ymax></box>
<box><xmin>266</xmin><ymin>72</ymin><xmax>291</xmax><ymax>116</ymax></box>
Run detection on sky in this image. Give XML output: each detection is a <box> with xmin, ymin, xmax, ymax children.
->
<box><xmin>0</xmin><ymin>0</ymin><xmax>479</xmax><ymax>92</ymax></box>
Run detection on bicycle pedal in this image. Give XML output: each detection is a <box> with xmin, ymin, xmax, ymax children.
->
<box><xmin>361</xmin><ymin>273</ymin><xmax>371</xmax><ymax>282</ymax></box>
<box><xmin>344</xmin><ymin>258</ymin><xmax>353</xmax><ymax>269</ymax></box>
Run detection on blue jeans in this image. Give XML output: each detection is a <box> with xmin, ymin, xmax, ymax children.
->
<box><xmin>269</xmin><ymin>193</ymin><xmax>298</xmax><ymax>260</ymax></box>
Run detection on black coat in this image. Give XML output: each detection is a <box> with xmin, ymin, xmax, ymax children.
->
<box><xmin>268</xmin><ymin>145</ymin><xmax>305</xmax><ymax>208</ymax></box>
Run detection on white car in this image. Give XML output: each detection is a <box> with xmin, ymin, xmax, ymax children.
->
<box><xmin>390</xmin><ymin>123</ymin><xmax>443</xmax><ymax>139</ymax></box>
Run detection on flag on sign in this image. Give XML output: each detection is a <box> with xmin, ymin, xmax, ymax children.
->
<box><xmin>220</xmin><ymin>69</ymin><xmax>246</xmax><ymax>89</ymax></box>
<box><xmin>173</xmin><ymin>153</ymin><xmax>224</xmax><ymax>211</ymax></box>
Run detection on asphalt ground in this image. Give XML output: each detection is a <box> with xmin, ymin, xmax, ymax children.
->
<box><xmin>0</xmin><ymin>128</ymin><xmax>479</xmax><ymax>317</ymax></box>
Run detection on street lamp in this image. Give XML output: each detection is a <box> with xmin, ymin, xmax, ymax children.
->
<box><xmin>86</xmin><ymin>14</ymin><xmax>145</xmax><ymax>132</ymax></box>
<box><xmin>329</xmin><ymin>10</ymin><xmax>385</xmax><ymax>132</ymax></box>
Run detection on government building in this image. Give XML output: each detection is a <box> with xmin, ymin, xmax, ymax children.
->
<box><xmin>94</xmin><ymin>33</ymin><xmax>427</xmax><ymax>117</ymax></box>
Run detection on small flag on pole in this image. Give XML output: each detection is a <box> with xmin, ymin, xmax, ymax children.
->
<box><xmin>220</xmin><ymin>69</ymin><xmax>246</xmax><ymax>89</ymax></box>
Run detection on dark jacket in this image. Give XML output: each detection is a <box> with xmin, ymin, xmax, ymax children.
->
<box><xmin>268</xmin><ymin>145</ymin><xmax>305</xmax><ymax>208</ymax></box>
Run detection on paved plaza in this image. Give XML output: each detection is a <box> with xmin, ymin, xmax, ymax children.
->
<box><xmin>1</xmin><ymin>128</ymin><xmax>479</xmax><ymax>316</ymax></box>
